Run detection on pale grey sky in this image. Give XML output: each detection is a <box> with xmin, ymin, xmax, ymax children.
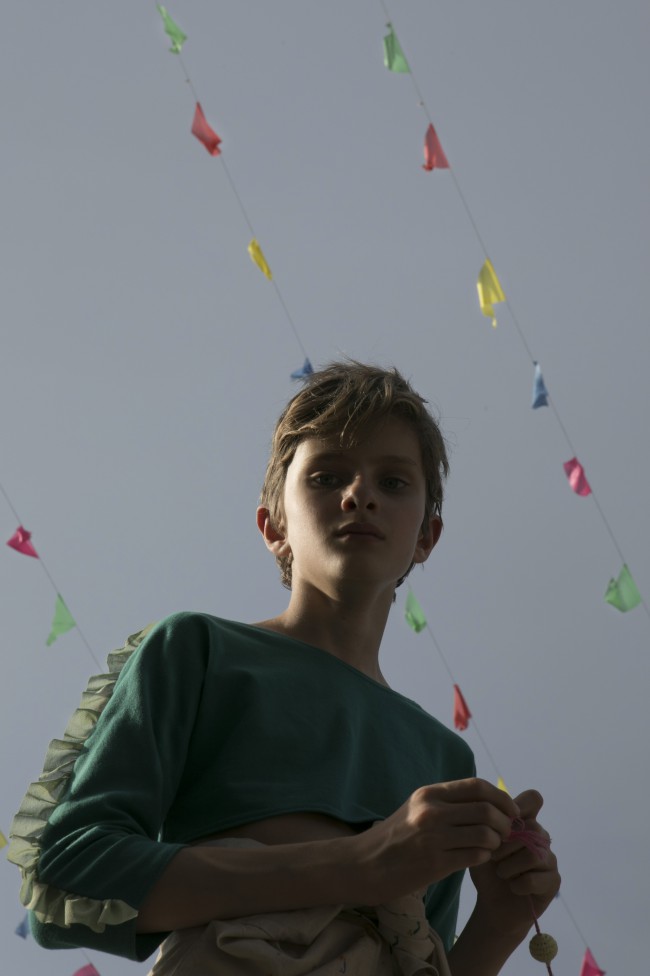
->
<box><xmin>2</xmin><ymin>3</ymin><xmax>649</xmax><ymax>974</ymax></box>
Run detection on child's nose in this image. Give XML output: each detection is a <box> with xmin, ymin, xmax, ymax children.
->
<box><xmin>341</xmin><ymin>476</ymin><xmax>377</xmax><ymax>510</ymax></box>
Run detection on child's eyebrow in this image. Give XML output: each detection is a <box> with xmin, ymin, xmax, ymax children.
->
<box><xmin>306</xmin><ymin>451</ymin><xmax>419</xmax><ymax>467</ymax></box>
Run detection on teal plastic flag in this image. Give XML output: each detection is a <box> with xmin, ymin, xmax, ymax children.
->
<box><xmin>604</xmin><ymin>564</ymin><xmax>641</xmax><ymax>612</ymax></box>
<box><xmin>405</xmin><ymin>591</ymin><xmax>426</xmax><ymax>633</ymax></box>
<box><xmin>383</xmin><ymin>25</ymin><xmax>410</xmax><ymax>73</ymax></box>
<box><xmin>157</xmin><ymin>5</ymin><xmax>187</xmax><ymax>53</ymax></box>
<box><xmin>46</xmin><ymin>594</ymin><xmax>76</xmax><ymax>646</ymax></box>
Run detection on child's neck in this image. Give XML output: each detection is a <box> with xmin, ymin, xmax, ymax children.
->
<box><xmin>255</xmin><ymin>583</ymin><xmax>394</xmax><ymax>686</ymax></box>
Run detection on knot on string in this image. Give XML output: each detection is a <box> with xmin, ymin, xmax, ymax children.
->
<box><xmin>508</xmin><ymin>818</ymin><xmax>551</xmax><ymax>860</ymax></box>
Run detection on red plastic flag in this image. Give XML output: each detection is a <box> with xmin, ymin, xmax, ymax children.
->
<box><xmin>563</xmin><ymin>457</ymin><xmax>592</xmax><ymax>497</ymax></box>
<box><xmin>6</xmin><ymin>525</ymin><xmax>38</xmax><ymax>558</ymax></box>
<box><xmin>191</xmin><ymin>103</ymin><xmax>222</xmax><ymax>156</ymax></box>
<box><xmin>423</xmin><ymin>123</ymin><xmax>449</xmax><ymax>171</ymax></box>
<box><xmin>579</xmin><ymin>948</ymin><xmax>605</xmax><ymax>976</ymax></box>
<box><xmin>453</xmin><ymin>684</ymin><xmax>471</xmax><ymax>731</ymax></box>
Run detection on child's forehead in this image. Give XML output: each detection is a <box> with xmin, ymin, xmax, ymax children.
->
<box><xmin>292</xmin><ymin>419</ymin><xmax>423</xmax><ymax>465</ymax></box>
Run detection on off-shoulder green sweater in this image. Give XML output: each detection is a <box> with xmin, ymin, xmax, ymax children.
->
<box><xmin>10</xmin><ymin>612</ymin><xmax>475</xmax><ymax>961</ymax></box>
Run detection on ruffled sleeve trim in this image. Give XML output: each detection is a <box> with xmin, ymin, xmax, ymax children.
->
<box><xmin>7</xmin><ymin>624</ymin><xmax>155</xmax><ymax>933</ymax></box>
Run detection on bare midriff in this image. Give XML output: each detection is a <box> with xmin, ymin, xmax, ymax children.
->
<box><xmin>193</xmin><ymin>811</ymin><xmax>370</xmax><ymax>846</ymax></box>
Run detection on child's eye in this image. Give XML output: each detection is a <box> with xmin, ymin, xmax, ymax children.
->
<box><xmin>310</xmin><ymin>473</ymin><xmax>340</xmax><ymax>487</ymax></box>
<box><xmin>381</xmin><ymin>477</ymin><xmax>408</xmax><ymax>490</ymax></box>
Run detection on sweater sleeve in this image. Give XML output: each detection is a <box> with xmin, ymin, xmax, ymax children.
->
<box><xmin>9</xmin><ymin>612</ymin><xmax>212</xmax><ymax>962</ymax></box>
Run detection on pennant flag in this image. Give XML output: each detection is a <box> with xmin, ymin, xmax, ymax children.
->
<box><xmin>579</xmin><ymin>948</ymin><xmax>605</xmax><ymax>976</ymax></box>
<box><xmin>290</xmin><ymin>358</ymin><xmax>314</xmax><ymax>381</ymax></box>
<box><xmin>477</xmin><ymin>259</ymin><xmax>505</xmax><ymax>327</ymax></box>
<box><xmin>157</xmin><ymin>5</ymin><xmax>186</xmax><ymax>53</ymax></box>
<box><xmin>248</xmin><ymin>239</ymin><xmax>273</xmax><ymax>280</ymax></box>
<box><xmin>383</xmin><ymin>24</ymin><xmax>410</xmax><ymax>73</ymax></box>
<box><xmin>6</xmin><ymin>525</ymin><xmax>38</xmax><ymax>558</ymax></box>
<box><xmin>563</xmin><ymin>457</ymin><xmax>591</xmax><ymax>497</ymax></box>
<box><xmin>15</xmin><ymin>915</ymin><xmax>29</xmax><ymax>939</ymax></box>
<box><xmin>404</xmin><ymin>591</ymin><xmax>427</xmax><ymax>633</ymax></box>
<box><xmin>191</xmin><ymin>103</ymin><xmax>222</xmax><ymax>156</ymax></box>
<box><xmin>605</xmin><ymin>564</ymin><xmax>641</xmax><ymax>612</ymax></box>
<box><xmin>453</xmin><ymin>684</ymin><xmax>471</xmax><ymax>731</ymax></box>
<box><xmin>46</xmin><ymin>594</ymin><xmax>76</xmax><ymax>646</ymax></box>
<box><xmin>531</xmin><ymin>362</ymin><xmax>549</xmax><ymax>408</ymax></box>
<box><xmin>422</xmin><ymin>123</ymin><xmax>449</xmax><ymax>171</ymax></box>
<box><xmin>0</xmin><ymin>829</ymin><xmax>7</xmax><ymax>848</ymax></box>
<box><xmin>73</xmin><ymin>966</ymin><xmax>101</xmax><ymax>976</ymax></box>
<box><xmin>497</xmin><ymin>777</ymin><xmax>510</xmax><ymax>794</ymax></box>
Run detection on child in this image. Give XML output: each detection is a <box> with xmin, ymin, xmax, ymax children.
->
<box><xmin>9</xmin><ymin>361</ymin><xmax>560</xmax><ymax>975</ymax></box>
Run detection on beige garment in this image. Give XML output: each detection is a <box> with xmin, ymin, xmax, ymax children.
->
<box><xmin>148</xmin><ymin>839</ymin><xmax>452</xmax><ymax>976</ymax></box>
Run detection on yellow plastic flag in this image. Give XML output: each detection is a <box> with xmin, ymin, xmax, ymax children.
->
<box><xmin>477</xmin><ymin>259</ymin><xmax>505</xmax><ymax>327</ymax></box>
<box><xmin>248</xmin><ymin>238</ymin><xmax>273</xmax><ymax>280</ymax></box>
<box><xmin>497</xmin><ymin>777</ymin><xmax>510</xmax><ymax>794</ymax></box>
<box><xmin>0</xmin><ymin>829</ymin><xmax>7</xmax><ymax>848</ymax></box>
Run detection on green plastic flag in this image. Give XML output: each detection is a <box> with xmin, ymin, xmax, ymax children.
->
<box><xmin>405</xmin><ymin>591</ymin><xmax>427</xmax><ymax>633</ymax></box>
<box><xmin>46</xmin><ymin>594</ymin><xmax>76</xmax><ymax>646</ymax></box>
<box><xmin>383</xmin><ymin>24</ymin><xmax>410</xmax><ymax>73</ymax></box>
<box><xmin>604</xmin><ymin>564</ymin><xmax>641</xmax><ymax>612</ymax></box>
<box><xmin>157</xmin><ymin>5</ymin><xmax>187</xmax><ymax>54</ymax></box>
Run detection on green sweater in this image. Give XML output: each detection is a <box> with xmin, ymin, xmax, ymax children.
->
<box><xmin>25</xmin><ymin>612</ymin><xmax>475</xmax><ymax>961</ymax></box>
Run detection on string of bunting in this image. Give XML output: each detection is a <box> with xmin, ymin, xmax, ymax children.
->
<box><xmin>378</xmin><ymin>0</ymin><xmax>645</xmax><ymax>624</ymax></box>
<box><xmin>157</xmin><ymin>5</ymin><xmax>313</xmax><ymax>383</ymax></box>
<box><xmin>404</xmin><ymin>583</ymin><xmax>606</xmax><ymax>975</ymax></box>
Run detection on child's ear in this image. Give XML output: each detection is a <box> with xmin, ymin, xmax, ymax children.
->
<box><xmin>256</xmin><ymin>506</ymin><xmax>291</xmax><ymax>556</ymax></box>
<box><xmin>412</xmin><ymin>515</ymin><xmax>443</xmax><ymax>565</ymax></box>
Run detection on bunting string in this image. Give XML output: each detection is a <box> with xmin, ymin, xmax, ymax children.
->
<box><xmin>161</xmin><ymin>10</ymin><xmax>311</xmax><ymax>371</ymax></box>
<box><xmin>1</xmin><ymin>479</ymin><xmax>102</xmax><ymax>669</ymax></box>
<box><xmin>377</xmin><ymin>0</ymin><xmax>648</xmax><ymax>625</ymax></box>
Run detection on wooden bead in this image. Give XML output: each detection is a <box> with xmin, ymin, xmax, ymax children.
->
<box><xmin>529</xmin><ymin>932</ymin><xmax>558</xmax><ymax>962</ymax></box>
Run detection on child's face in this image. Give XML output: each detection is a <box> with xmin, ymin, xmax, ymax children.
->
<box><xmin>274</xmin><ymin>417</ymin><xmax>441</xmax><ymax>595</ymax></box>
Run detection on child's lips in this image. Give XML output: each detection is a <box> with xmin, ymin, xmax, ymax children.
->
<box><xmin>335</xmin><ymin>522</ymin><xmax>385</xmax><ymax>540</ymax></box>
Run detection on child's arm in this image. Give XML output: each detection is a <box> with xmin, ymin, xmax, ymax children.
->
<box><xmin>139</xmin><ymin>779</ymin><xmax>558</xmax><ymax>976</ymax></box>
<box><xmin>136</xmin><ymin>778</ymin><xmax>521</xmax><ymax>927</ymax></box>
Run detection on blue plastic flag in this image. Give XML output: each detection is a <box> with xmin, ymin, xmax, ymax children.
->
<box><xmin>531</xmin><ymin>362</ymin><xmax>549</xmax><ymax>408</ymax></box>
<box><xmin>15</xmin><ymin>914</ymin><xmax>29</xmax><ymax>939</ymax></box>
<box><xmin>290</xmin><ymin>358</ymin><xmax>314</xmax><ymax>381</ymax></box>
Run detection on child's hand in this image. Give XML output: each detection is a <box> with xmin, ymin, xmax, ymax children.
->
<box><xmin>354</xmin><ymin>778</ymin><xmax>520</xmax><ymax>904</ymax></box>
<box><xmin>469</xmin><ymin>789</ymin><xmax>560</xmax><ymax>935</ymax></box>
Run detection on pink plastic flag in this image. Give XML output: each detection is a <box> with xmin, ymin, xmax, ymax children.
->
<box><xmin>579</xmin><ymin>948</ymin><xmax>605</xmax><ymax>976</ymax></box>
<box><xmin>191</xmin><ymin>103</ymin><xmax>222</xmax><ymax>156</ymax></box>
<box><xmin>7</xmin><ymin>525</ymin><xmax>38</xmax><ymax>558</ymax></box>
<box><xmin>453</xmin><ymin>685</ymin><xmax>471</xmax><ymax>731</ymax></box>
<box><xmin>563</xmin><ymin>457</ymin><xmax>591</xmax><ymax>497</ymax></box>
<box><xmin>423</xmin><ymin>123</ymin><xmax>449</xmax><ymax>170</ymax></box>
<box><xmin>73</xmin><ymin>966</ymin><xmax>101</xmax><ymax>976</ymax></box>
